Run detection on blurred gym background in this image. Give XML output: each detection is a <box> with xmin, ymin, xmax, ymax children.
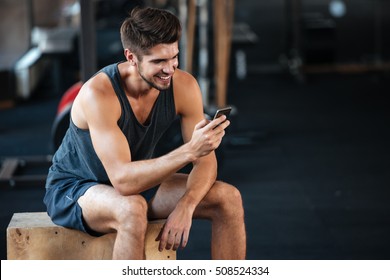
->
<box><xmin>1</xmin><ymin>0</ymin><xmax>390</xmax><ymax>260</ymax></box>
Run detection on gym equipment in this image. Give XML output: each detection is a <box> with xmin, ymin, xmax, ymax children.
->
<box><xmin>51</xmin><ymin>81</ymin><xmax>82</xmax><ymax>151</ymax></box>
<box><xmin>0</xmin><ymin>155</ymin><xmax>52</xmax><ymax>188</ymax></box>
<box><xmin>7</xmin><ymin>212</ymin><xmax>175</xmax><ymax>260</ymax></box>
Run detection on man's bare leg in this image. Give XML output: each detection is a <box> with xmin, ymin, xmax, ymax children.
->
<box><xmin>78</xmin><ymin>184</ymin><xmax>148</xmax><ymax>259</ymax></box>
<box><xmin>148</xmin><ymin>173</ymin><xmax>246</xmax><ymax>259</ymax></box>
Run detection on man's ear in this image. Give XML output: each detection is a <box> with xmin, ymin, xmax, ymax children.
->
<box><xmin>124</xmin><ymin>49</ymin><xmax>137</xmax><ymax>66</ymax></box>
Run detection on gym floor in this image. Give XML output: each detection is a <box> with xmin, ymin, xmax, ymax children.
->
<box><xmin>1</xmin><ymin>1</ymin><xmax>390</xmax><ymax>260</ymax></box>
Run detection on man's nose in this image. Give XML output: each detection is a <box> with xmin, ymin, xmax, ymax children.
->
<box><xmin>163</xmin><ymin>60</ymin><xmax>178</xmax><ymax>73</ymax></box>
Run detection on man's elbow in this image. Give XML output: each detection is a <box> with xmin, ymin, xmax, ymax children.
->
<box><xmin>109</xmin><ymin>170</ymin><xmax>138</xmax><ymax>196</ymax></box>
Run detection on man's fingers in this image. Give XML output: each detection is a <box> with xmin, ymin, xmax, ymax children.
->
<box><xmin>209</xmin><ymin>115</ymin><xmax>227</xmax><ymax>129</ymax></box>
<box><xmin>159</xmin><ymin>230</ymin><xmax>189</xmax><ymax>251</ymax></box>
<box><xmin>159</xmin><ymin>228</ymin><xmax>180</xmax><ymax>251</ymax></box>
<box><xmin>165</xmin><ymin>231</ymin><xmax>176</xmax><ymax>250</ymax></box>
<box><xmin>155</xmin><ymin>227</ymin><xmax>163</xmax><ymax>241</ymax></box>
<box><xmin>194</xmin><ymin>119</ymin><xmax>209</xmax><ymax>130</ymax></box>
<box><xmin>180</xmin><ymin>229</ymin><xmax>190</xmax><ymax>249</ymax></box>
<box><xmin>195</xmin><ymin>115</ymin><xmax>228</xmax><ymax>132</ymax></box>
<box><xmin>158</xmin><ymin>227</ymin><xmax>170</xmax><ymax>251</ymax></box>
<box><xmin>173</xmin><ymin>232</ymin><xmax>183</xmax><ymax>251</ymax></box>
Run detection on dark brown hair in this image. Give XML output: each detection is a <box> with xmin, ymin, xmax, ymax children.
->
<box><xmin>120</xmin><ymin>7</ymin><xmax>182</xmax><ymax>58</ymax></box>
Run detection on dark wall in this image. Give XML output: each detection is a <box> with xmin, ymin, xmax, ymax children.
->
<box><xmin>235</xmin><ymin>0</ymin><xmax>390</xmax><ymax>67</ymax></box>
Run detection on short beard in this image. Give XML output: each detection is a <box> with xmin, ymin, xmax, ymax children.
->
<box><xmin>138</xmin><ymin>65</ymin><xmax>170</xmax><ymax>91</ymax></box>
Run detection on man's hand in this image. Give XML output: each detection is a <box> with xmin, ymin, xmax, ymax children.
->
<box><xmin>189</xmin><ymin>115</ymin><xmax>230</xmax><ymax>159</ymax></box>
<box><xmin>156</xmin><ymin>202</ymin><xmax>193</xmax><ymax>251</ymax></box>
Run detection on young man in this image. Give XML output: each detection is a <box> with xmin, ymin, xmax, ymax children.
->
<box><xmin>44</xmin><ymin>6</ymin><xmax>246</xmax><ymax>259</ymax></box>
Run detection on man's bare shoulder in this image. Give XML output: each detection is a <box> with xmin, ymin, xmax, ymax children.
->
<box><xmin>72</xmin><ymin>72</ymin><xmax>120</xmax><ymax>128</ymax></box>
<box><xmin>173</xmin><ymin>69</ymin><xmax>198</xmax><ymax>87</ymax></box>
<box><xmin>173</xmin><ymin>69</ymin><xmax>201</xmax><ymax>99</ymax></box>
<box><xmin>76</xmin><ymin>72</ymin><xmax>121</xmax><ymax>111</ymax></box>
<box><xmin>173</xmin><ymin>69</ymin><xmax>203</xmax><ymax>116</ymax></box>
<box><xmin>80</xmin><ymin>72</ymin><xmax>114</xmax><ymax>98</ymax></box>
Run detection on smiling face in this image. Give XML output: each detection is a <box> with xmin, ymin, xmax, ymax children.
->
<box><xmin>132</xmin><ymin>42</ymin><xmax>179</xmax><ymax>91</ymax></box>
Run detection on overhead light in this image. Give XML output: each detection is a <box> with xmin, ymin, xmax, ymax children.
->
<box><xmin>329</xmin><ymin>0</ymin><xmax>347</xmax><ymax>18</ymax></box>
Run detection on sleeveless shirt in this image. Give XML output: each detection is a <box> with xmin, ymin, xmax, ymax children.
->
<box><xmin>45</xmin><ymin>62</ymin><xmax>177</xmax><ymax>188</ymax></box>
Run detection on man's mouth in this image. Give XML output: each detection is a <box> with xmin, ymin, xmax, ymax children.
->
<box><xmin>157</xmin><ymin>75</ymin><xmax>171</xmax><ymax>81</ymax></box>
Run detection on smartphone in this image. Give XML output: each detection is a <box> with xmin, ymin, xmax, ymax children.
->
<box><xmin>213</xmin><ymin>107</ymin><xmax>232</xmax><ymax>120</ymax></box>
<box><xmin>213</xmin><ymin>107</ymin><xmax>232</xmax><ymax>128</ymax></box>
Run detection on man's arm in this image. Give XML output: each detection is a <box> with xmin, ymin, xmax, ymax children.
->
<box><xmin>156</xmin><ymin>70</ymin><xmax>230</xmax><ymax>251</ymax></box>
<box><xmin>175</xmin><ymin>82</ymin><xmax>221</xmax><ymax>215</ymax></box>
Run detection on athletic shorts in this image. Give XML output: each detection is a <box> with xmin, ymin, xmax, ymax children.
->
<box><xmin>44</xmin><ymin>176</ymin><xmax>159</xmax><ymax>236</ymax></box>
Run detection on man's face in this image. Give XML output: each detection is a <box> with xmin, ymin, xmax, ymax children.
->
<box><xmin>136</xmin><ymin>42</ymin><xmax>179</xmax><ymax>91</ymax></box>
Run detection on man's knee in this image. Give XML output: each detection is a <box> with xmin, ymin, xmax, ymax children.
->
<box><xmin>211</xmin><ymin>181</ymin><xmax>244</xmax><ymax>216</ymax></box>
<box><xmin>116</xmin><ymin>195</ymin><xmax>148</xmax><ymax>233</ymax></box>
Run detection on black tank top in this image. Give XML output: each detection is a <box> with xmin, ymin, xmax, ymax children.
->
<box><xmin>46</xmin><ymin>62</ymin><xmax>177</xmax><ymax>185</ymax></box>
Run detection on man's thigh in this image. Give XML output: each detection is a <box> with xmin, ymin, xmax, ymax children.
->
<box><xmin>148</xmin><ymin>173</ymin><xmax>189</xmax><ymax>219</ymax></box>
<box><xmin>78</xmin><ymin>184</ymin><xmax>135</xmax><ymax>234</ymax></box>
<box><xmin>148</xmin><ymin>173</ymin><xmax>226</xmax><ymax>220</ymax></box>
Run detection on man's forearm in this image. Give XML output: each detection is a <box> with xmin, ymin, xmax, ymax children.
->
<box><xmin>176</xmin><ymin>154</ymin><xmax>218</xmax><ymax>212</ymax></box>
<box><xmin>112</xmin><ymin>142</ymin><xmax>197</xmax><ymax>196</ymax></box>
